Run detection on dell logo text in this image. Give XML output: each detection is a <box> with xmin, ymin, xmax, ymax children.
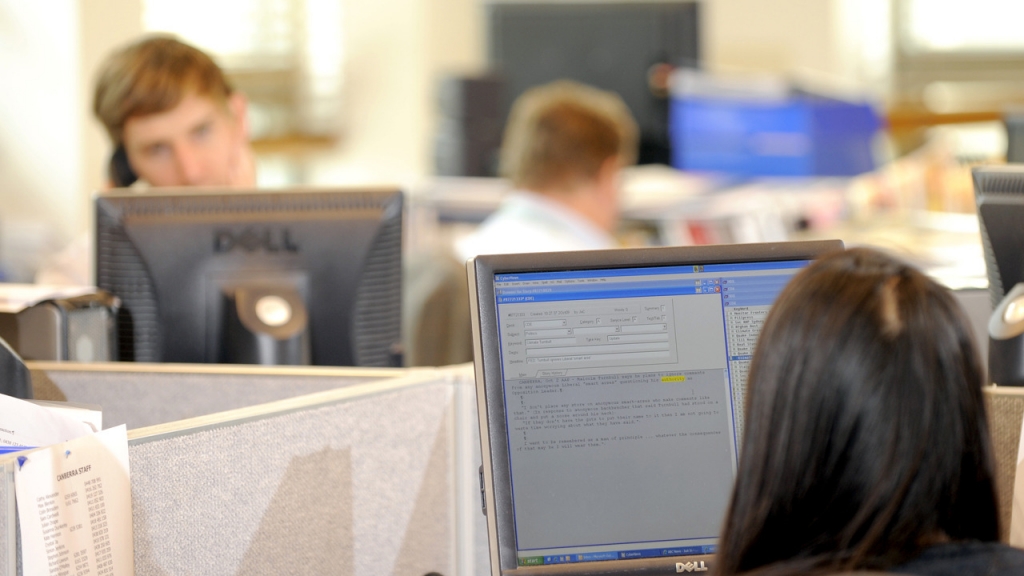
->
<box><xmin>677</xmin><ymin>561</ymin><xmax>708</xmax><ymax>573</ymax></box>
<box><xmin>214</xmin><ymin>228</ymin><xmax>299</xmax><ymax>254</ymax></box>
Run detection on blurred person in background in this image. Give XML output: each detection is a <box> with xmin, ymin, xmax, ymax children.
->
<box><xmin>37</xmin><ymin>35</ymin><xmax>255</xmax><ymax>285</ymax></box>
<box><xmin>455</xmin><ymin>80</ymin><xmax>638</xmax><ymax>261</ymax></box>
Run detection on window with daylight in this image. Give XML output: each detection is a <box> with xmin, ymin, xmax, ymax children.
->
<box><xmin>143</xmin><ymin>0</ymin><xmax>345</xmax><ymax>141</ymax></box>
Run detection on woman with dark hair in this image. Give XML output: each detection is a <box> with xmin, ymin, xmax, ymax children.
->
<box><xmin>715</xmin><ymin>247</ymin><xmax>1024</xmax><ymax>576</ymax></box>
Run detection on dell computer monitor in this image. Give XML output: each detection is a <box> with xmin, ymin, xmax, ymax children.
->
<box><xmin>973</xmin><ymin>165</ymin><xmax>1024</xmax><ymax>308</ymax></box>
<box><xmin>95</xmin><ymin>187</ymin><xmax>402</xmax><ymax>367</ymax></box>
<box><xmin>467</xmin><ymin>240</ymin><xmax>842</xmax><ymax>575</ymax></box>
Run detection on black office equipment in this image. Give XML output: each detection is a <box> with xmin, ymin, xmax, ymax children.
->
<box><xmin>988</xmin><ymin>282</ymin><xmax>1024</xmax><ymax>386</ymax></box>
<box><xmin>0</xmin><ymin>288</ymin><xmax>120</xmax><ymax>362</ymax></box>
<box><xmin>0</xmin><ymin>335</ymin><xmax>31</xmax><ymax>399</ymax></box>
<box><xmin>435</xmin><ymin>75</ymin><xmax>504</xmax><ymax>177</ymax></box>
<box><xmin>95</xmin><ymin>187</ymin><xmax>403</xmax><ymax>367</ymax></box>
<box><xmin>466</xmin><ymin>240</ymin><xmax>842</xmax><ymax>575</ymax></box>
<box><xmin>973</xmin><ymin>165</ymin><xmax>1024</xmax><ymax>307</ymax></box>
<box><xmin>1004</xmin><ymin>109</ymin><xmax>1024</xmax><ymax>164</ymax></box>
<box><xmin>972</xmin><ymin>166</ymin><xmax>1024</xmax><ymax>385</ymax></box>
<box><xmin>488</xmin><ymin>1</ymin><xmax>701</xmax><ymax>165</ymax></box>
<box><xmin>108</xmin><ymin>145</ymin><xmax>138</xmax><ymax>188</ymax></box>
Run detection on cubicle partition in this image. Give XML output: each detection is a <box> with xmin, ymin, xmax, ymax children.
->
<box><xmin>10</xmin><ymin>362</ymin><xmax>1019</xmax><ymax>572</ymax></box>
<box><xmin>985</xmin><ymin>385</ymin><xmax>1024</xmax><ymax>540</ymax></box>
<box><xmin>2</xmin><ymin>364</ymin><xmax>488</xmax><ymax>576</ymax></box>
<box><xmin>28</xmin><ymin>361</ymin><xmax>405</xmax><ymax>430</ymax></box>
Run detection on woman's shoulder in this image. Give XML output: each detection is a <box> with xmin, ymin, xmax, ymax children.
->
<box><xmin>892</xmin><ymin>541</ymin><xmax>1024</xmax><ymax>576</ymax></box>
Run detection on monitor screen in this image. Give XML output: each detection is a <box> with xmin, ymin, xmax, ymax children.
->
<box><xmin>973</xmin><ymin>165</ymin><xmax>1024</xmax><ymax>308</ymax></box>
<box><xmin>468</xmin><ymin>240</ymin><xmax>842</xmax><ymax>574</ymax></box>
<box><xmin>95</xmin><ymin>187</ymin><xmax>402</xmax><ymax>367</ymax></box>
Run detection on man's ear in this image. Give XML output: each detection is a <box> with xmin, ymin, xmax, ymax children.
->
<box><xmin>596</xmin><ymin>155</ymin><xmax>622</xmax><ymax>193</ymax></box>
<box><xmin>228</xmin><ymin>92</ymin><xmax>251</xmax><ymax>139</ymax></box>
<box><xmin>225</xmin><ymin>92</ymin><xmax>258</xmax><ymax>187</ymax></box>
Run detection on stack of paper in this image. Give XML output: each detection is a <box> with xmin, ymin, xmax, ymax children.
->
<box><xmin>0</xmin><ymin>394</ymin><xmax>134</xmax><ymax>575</ymax></box>
<box><xmin>0</xmin><ymin>395</ymin><xmax>101</xmax><ymax>454</ymax></box>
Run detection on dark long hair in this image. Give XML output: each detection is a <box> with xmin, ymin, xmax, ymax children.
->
<box><xmin>715</xmin><ymin>248</ymin><xmax>999</xmax><ymax>576</ymax></box>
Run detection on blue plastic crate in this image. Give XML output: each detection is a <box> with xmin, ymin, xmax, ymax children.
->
<box><xmin>670</xmin><ymin>95</ymin><xmax>880</xmax><ymax>176</ymax></box>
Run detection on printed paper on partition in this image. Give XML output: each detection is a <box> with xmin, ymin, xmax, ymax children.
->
<box><xmin>14</xmin><ymin>425</ymin><xmax>134</xmax><ymax>576</ymax></box>
<box><xmin>0</xmin><ymin>394</ymin><xmax>94</xmax><ymax>450</ymax></box>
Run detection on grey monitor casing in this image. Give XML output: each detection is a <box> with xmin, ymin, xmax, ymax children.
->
<box><xmin>95</xmin><ymin>187</ymin><xmax>403</xmax><ymax>367</ymax></box>
<box><xmin>973</xmin><ymin>165</ymin><xmax>1024</xmax><ymax>309</ymax></box>
<box><xmin>467</xmin><ymin>240</ymin><xmax>844</xmax><ymax>576</ymax></box>
<box><xmin>974</xmin><ymin>191</ymin><xmax>1024</xmax><ymax>386</ymax></box>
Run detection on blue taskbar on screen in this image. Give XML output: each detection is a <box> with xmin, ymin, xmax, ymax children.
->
<box><xmin>519</xmin><ymin>545</ymin><xmax>717</xmax><ymax>566</ymax></box>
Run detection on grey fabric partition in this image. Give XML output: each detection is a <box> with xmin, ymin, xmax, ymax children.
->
<box><xmin>2</xmin><ymin>364</ymin><xmax>487</xmax><ymax>576</ymax></box>
<box><xmin>125</xmin><ymin>366</ymin><xmax>484</xmax><ymax>575</ymax></box>
<box><xmin>28</xmin><ymin>361</ymin><xmax>403</xmax><ymax>430</ymax></box>
<box><xmin>985</xmin><ymin>385</ymin><xmax>1024</xmax><ymax>541</ymax></box>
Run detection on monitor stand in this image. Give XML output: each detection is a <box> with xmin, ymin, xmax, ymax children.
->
<box><xmin>220</xmin><ymin>285</ymin><xmax>311</xmax><ymax>365</ymax></box>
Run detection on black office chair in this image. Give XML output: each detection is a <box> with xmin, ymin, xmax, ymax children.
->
<box><xmin>402</xmin><ymin>248</ymin><xmax>474</xmax><ymax>367</ymax></box>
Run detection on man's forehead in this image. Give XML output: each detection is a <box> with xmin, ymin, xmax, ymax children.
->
<box><xmin>123</xmin><ymin>93</ymin><xmax>229</xmax><ymax>145</ymax></box>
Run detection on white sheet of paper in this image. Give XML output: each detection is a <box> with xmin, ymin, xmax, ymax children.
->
<box><xmin>28</xmin><ymin>401</ymin><xmax>103</xmax><ymax>435</ymax></box>
<box><xmin>1012</xmin><ymin>416</ymin><xmax>1024</xmax><ymax>547</ymax></box>
<box><xmin>0</xmin><ymin>394</ymin><xmax>93</xmax><ymax>448</ymax></box>
<box><xmin>14</xmin><ymin>425</ymin><xmax>133</xmax><ymax>576</ymax></box>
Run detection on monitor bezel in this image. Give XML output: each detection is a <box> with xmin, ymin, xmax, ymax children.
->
<box><xmin>94</xmin><ymin>185</ymin><xmax>404</xmax><ymax>366</ymax></box>
<box><xmin>467</xmin><ymin>240</ymin><xmax>844</xmax><ymax>575</ymax></box>
<box><xmin>973</xmin><ymin>165</ymin><xmax>1024</xmax><ymax>308</ymax></box>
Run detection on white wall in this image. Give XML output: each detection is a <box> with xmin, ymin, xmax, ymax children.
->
<box><xmin>304</xmin><ymin>0</ymin><xmax>485</xmax><ymax>189</ymax></box>
<box><xmin>0</xmin><ymin>0</ymin><xmax>139</xmax><ymax>282</ymax></box>
<box><xmin>0</xmin><ymin>1</ymin><xmax>81</xmax><ymax>280</ymax></box>
<box><xmin>703</xmin><ymin>0</ymin><xmax>891</xmax><ymax>100</ymax></box>
<box><xmin>79</xmin><ymin>0</ymin><xmax>144</xmax><ymax>216</ymax></box>
<box><xmin>306</xmin><ymin>0</ymin><xmax>433</xmax><ymax>185</ymax></box>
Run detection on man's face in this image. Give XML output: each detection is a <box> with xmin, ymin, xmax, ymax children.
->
<box><xmin>122</xmin><ymin>92</ymin><xmax>250</xmax><ymax>187</ymax></box>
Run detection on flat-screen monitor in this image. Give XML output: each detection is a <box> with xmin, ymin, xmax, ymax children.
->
<box><xmin>973</xmin><ymin>165</ymin><xmax>1024</xmax><ymax>308</ymax></box>
<box><xmin>95</xmin><ymin>187</ymin><xmax>403</xmax><ymax>367</ymax></box>
<box><xmin>488</xmin><ymin>1</ymin><xmax>701</xmax><ymax>165</ymax></box>
<box><xmin>467</xmin><ymin>240</ymin><xmax>842</xmax><ymax>575</ymax></box>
